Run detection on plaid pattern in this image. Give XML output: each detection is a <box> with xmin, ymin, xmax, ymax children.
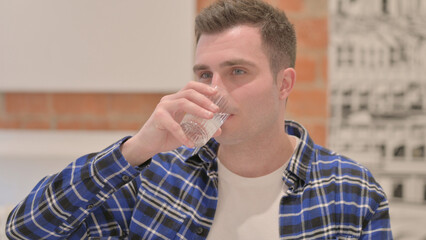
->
<box><xmin>6</xmin><ymin>121</ymin><xmax>392</xmax><ymax>239</ymax></box>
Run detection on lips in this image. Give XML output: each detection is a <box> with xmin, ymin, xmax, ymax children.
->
<box><xmin>224</xmin><ymin>114</ymin><xmax>234</xmax><ymax>121</ymax></box>
<box><xmin>222</xmin><ymin>104</ymin><xmax>237</xmax><ymax>115</ymax></box>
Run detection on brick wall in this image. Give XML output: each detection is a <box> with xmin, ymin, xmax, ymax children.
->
<box><xmin>276</xmin><ymin>0</ymin><xmax>329</xmax><ymax>146</ymax></box>
<box><xmin>0</xmin><ymin>93</ymin><xmax>166</xmax><ymax>130</ymax></box>
<box><xmin>0</xmin><ymin>0</ymin><xmax>328</xmax><ymax>146</ymax></box>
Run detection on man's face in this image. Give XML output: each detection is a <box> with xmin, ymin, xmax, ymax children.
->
<box><xmin>193</xmin><ymin>25</ymin><xmax>285</xmax><ymax>145</ymax></box>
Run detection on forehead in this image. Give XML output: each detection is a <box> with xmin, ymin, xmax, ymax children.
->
<box><xmin>194</xmin><ymin>25</ymin><xmax>268</xmax><ymax>67</ymax></box>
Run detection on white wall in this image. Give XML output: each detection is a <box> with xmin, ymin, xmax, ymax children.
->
<box><xmin>0</xmin><ymin>0</ymin><xmax>195</xmax><ymax>93</ymax></box>
<box><xmin>0</xmin><ymin>130</ymin><xmax>132</xmax><ymax>206</ymax></box>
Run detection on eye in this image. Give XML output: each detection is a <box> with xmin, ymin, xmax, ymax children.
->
<box><xmin>197</xmin><ymin>72</ymin><xmax>213</xmax><ymax>83</ymax></box>
<box><xmin>232</xmin><ymin>68</ymin><xmax>246</xmax><ymax>75</ymax></box>
<box><xmin>200</xmin><ymin>72</ymin><xmax>212</xmax><ymax>79</ymax></box>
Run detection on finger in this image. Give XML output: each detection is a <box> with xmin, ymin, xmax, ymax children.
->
<box><xmin>162</xmin><ymin>82</ymin><xmax>219</xmax><ymax>113</ymax></box>
<box><xmin>175</xmin><ymin>98</ymin><xmax>216</xmax><ymax>121</ymax></box>
<box><xmin>155</xmin><ymin>112</ymin><xmax>194</xmax><ymax>147</ymax></box>
<box><xmin>161</xmin><ymin>91</ymin><xmax>219</xmax><ymax>117</ymax></box>
<box><xmin>181</xmin><ymin>81</ymin><xmax>217</xmax><ymax>96</ymax></box>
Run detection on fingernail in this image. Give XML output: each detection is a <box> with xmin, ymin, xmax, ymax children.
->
<box><xmin>210</xmin><ymin>103</ymin><xmax>219</xmax><ymax>111</ymax></box>
<box><xmin>206</xmin><ymin>110</ymin><xmax>214</xmax><ymax>118</ymax></box>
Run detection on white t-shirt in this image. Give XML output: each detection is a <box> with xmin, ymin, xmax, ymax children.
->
<box><xmin>207</xmin><ymin>146</ymin><xmax>296</xmax><ymax>239</ymax></box>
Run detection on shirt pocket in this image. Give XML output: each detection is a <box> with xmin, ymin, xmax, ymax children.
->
<box><xmin>84</xmin><ymin>211</ymin><xmax>128</xmax><ymax>239</ymax></box>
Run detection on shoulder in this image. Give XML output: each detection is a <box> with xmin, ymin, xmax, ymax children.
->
<box><xmin>313</xmin><ymin>144</ymin><xmax>375</xmax><ymax>180</ymax></box>
<box><xmin>311</xmin><ymin>144</ymin><xmax>387</xmax><ymax>202</ymax></box>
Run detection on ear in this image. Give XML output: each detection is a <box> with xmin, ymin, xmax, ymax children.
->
<box><xmin>276</xmin><ymin>68</ymin><xmax>296</xmax><ymax>100</ymax></box>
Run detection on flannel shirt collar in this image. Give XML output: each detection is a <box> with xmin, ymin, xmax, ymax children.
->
<box><xmin>284</xmin><ymin>120</ymin><xmax>315</xmax><ymax>189</ymax></box>
<box><xmin>183</xmin><ymin>120</ymin><xmax>315</xmax><ymax>188</ymax></box>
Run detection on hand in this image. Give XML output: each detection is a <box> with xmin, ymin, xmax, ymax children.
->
<box><xmin>121</xmin><ymin>81</ymin><xmax>219</xmax><ymax>166</ymax></box>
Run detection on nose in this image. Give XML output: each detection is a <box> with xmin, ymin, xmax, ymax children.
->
<box><xmin>210</xmin><ymin>73</ymin><xmax>224</xmax><ymax>88</ymax></box>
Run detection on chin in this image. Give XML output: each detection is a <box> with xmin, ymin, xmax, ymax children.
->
<box><xmin>215</xmin><ymin>131</ymin><xmax>242</xmax><ymax>146</ymax></box>
<box><xmin>217</xmin><ymin>115</ymin><xmax>239</xmax><ymax>140</ymax></box>
<box><xmin>222</xmin><ymin>114</ymin><xmax>234</xmax><ymax>127</ymax></box>
<box><xmin>215</xmin><ymin>136</ymin><xmax>243</xmax><ymax>146</ymax></box>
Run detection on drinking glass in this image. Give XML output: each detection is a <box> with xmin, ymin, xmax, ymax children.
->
<box><xmin>180</xmin><ymin>88</ymin><xmax>229</xmax><ymax>147</ymax></box>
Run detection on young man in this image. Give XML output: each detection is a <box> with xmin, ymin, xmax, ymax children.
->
<box><xmin>6</xmin><ymin>0</ymin><xmax>392</xmax><ymax>239</ymax></box>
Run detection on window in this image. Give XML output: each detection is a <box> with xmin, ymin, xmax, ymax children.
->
<box><xmin>393</xmin><ymin>145</ymin><xmax>405</xmax><ymax>159</ymax></box>
<box><xmin>424</xmin><ymin>184</ymin><xmax>426</xmax><ymax>202</ymax></box>
<box><xmin>393</xmin><ymin>182</ymin><xmax>403</xmax><ymax>199</ymax></box>
<box><xmin>342</xmin><ymin>89</ymin><xmax>353</xmax><ymax>118</ymax></box>
<box><xmin>337</xmin><ymin>46</ymin><xmax>343</xmax><ymax>67</ymax></box>
<box><xmin>417</xmin><ymin>0</ymin><xmax>422</xmax><ymax>14</ymax></box>
<box><xmin>359</xmin><ymin>91</ymin><xmax>370</xmax><ymax>110</ymax></box>
<box><xmin>389</xmin><ymin>45</ymin><xmax>407</xmax><ymax>66</ymax></box>
<box><xmin>413</xmin><ymin>145</ymin><xmax>425</xmax><ymax>159</ymax></box>
<box><xmin>360</xmin><ymin>48</ymin><xmax>365</xmax><ymax>66</ymax></box>
<box><xmin>337</xmin><ymin>0</ymin><xmax>344</xmax><ymax>15</ymax></box>
<box><xmin>400</xmin><ymin>45</ymin><xmax>407</xmax><ymax>63</ymax></box>
<box><xmin>377</xmin><ymin>144</ymin><xmax>386</xmax><ymax>158</ymax></box>
<box><xmin>389</xmin><ymin>46</ymin><xmax>399</xmax><ymax>66</ymax></box>
<box><xmin>379</xmin><ymin>49</ymin><xmax>385</xmax><ymax>67</ymax></box>
<box><xmin>342</xmin><ymin>105</ymin><xmax>352</xmax><ymax>119</ymax></box>
<box><xmin>369</xmin><ymin>48</ymin><xmax>376</xmax><ymax>68</ymax></box>
<box><xmin>337</xmin><ymin>44</ymin><xmax>354</xmax><ymax>67</ymax></box>
<box><xmin>382</xmin><ymin>0</ymin><xmax>388</xmax><ymax>14</ymax></box>
<box><xmin>408</xmin><ymin>83</ymin><xmax>423</xmax><ymax>111</ymax></box>
<box><xmin>393</xmin><ymin>92</ymin><xmax>405</xmax><ymax>111</ymax></box>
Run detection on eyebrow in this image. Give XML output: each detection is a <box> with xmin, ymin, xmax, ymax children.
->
<box><xmin>219</xmin><ymin>59</ymin><xmax>256</xmax><ymax>68</ymax></box>
<box><xmin>193</xmin><ymin>58</ymin><xmax>256</xmax><ymax>73</ymax></box>
<box><xmin>193</xmin><ymin>64</ymin><xmax>209</xmax><ymax>73</ymax></box>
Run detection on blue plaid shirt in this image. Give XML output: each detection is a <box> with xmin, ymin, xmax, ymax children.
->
<box><xmin>6</xmin><ymin>121</ymin><xmax>392</xmax><ymax>239</ymax></box>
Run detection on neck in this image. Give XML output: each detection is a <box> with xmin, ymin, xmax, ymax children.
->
<box><xmin>217</xmin><ymin>131</ymin><xmax>297</xmax><ymax>178</ymax></box>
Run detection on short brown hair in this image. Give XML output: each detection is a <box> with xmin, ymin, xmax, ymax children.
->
<box><xmin>195</xmin><ymin>0</ymin><xmax>297</xmax><ymax>76</ymax></box>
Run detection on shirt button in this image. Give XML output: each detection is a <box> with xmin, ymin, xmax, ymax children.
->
<box><xmin>195</xmin><ymin>227</ymin><xmax>204</xmax><ymax>235</ymax></box>
<box><xmin>122</xmin><ymin>175</ymin><xmax>130</xmax><ymax>182</ymax></box>
<box><xmin>87</xmin><ymin>204</ymin><xmax>94</xmax><ymax>209</ymax></box>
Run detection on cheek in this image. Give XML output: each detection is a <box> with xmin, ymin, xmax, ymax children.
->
<box><xmin>234</xmin><ymin>85</ymin><xmax>277</xmax><ymax>115</ymax></box>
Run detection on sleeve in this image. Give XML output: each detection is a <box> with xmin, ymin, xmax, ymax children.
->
<box><xmin>5</xmin><ymin>137</ymin><xmax>142</xmax><ymax>239</ymax></box>
<box><xmin>360</xmin><ymin>196</ymin><xmax>393</xmax><ymax>240</ymax></box>
<box><xmin>356</xmin><ymin>167</ymin><xmax>393</xmax><ymax>240</ymax></box>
